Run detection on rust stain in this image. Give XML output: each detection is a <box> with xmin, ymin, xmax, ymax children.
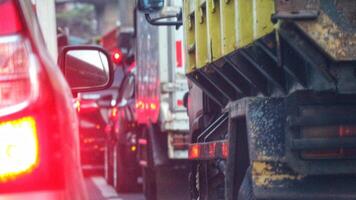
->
<box><xmin>297</xmin><ymin>11</ymin><xmax>356</xmax><ymax>61</ymax></box>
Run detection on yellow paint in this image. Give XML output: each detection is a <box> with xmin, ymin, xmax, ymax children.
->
<box><xmin>253</xmin><ymin>0</ymin><xmax>275</xmax><ymax>39</ymax></box>
<box><xmin>220</xmin><ymin>0</ymin><xmax>236</xmax><ymax>55</ymax></box>
<box><xmin>252</xmin><ymin>161</ymin><xmax>303</xmax><ymax>187</ymax></box>
<box><xmin>236</xmin><ymin>0</ymin><xmax>253</xmax><ymax>47</ymax></box>
<box><xmin>184</xmin><ymin>0</ymin><xmax>196</xmax><ymax>72</ymax></box>
<box><xmin>183</xmin><ymin>0</ymin><xmax>276</xmax><ymax>73</ymax></box>
<box><xmin>207</xmin><ymin>0</ymin><xmax>221</xmax><ymax>61</ymax></box>
<box><xmin>195</xmin><ymin>0</ymin><xmax>208</xmax><ymax>68</ymax></box>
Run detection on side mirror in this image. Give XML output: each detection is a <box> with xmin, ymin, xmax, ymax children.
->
<box><xmin>137</xmin><ymin>0</ymin><xmax>164</xmax><ymax>13</ymax></box>
<box><xmin>59</xmin><ymin>45</ymin><xmax>113</xmax><ymax>93</ymax></box>
<box><xmin>136</xmin><ymin>0</ymin><xmax>182</xmax><ymax>28</ymax></box>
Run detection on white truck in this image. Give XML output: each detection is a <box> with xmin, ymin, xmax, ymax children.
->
<box><xmin>135</xmin><ymin>0</ymin><xmax>190</xmax><ymax>199</ymax></box>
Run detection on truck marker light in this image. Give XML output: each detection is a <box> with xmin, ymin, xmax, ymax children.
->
<box><xmin>135</xmin><ymin>101</ymin><xmax>144</xmax><ymax>110</ymax></box>
<box><xmin>138</xmin><ymin>139</ymin><xmax>147</xmax><ymax>145</ymax></box>
<box><xmin>150</xmin><ymin>103</ymin><xmax>157</xmax><ymax>110</ymax></box>
<box><xmin>189</xmin><ymin>144</ymin><xmax>200</xmax><ymax>159</ymax></box>
<box><xmin>222</xmin><ymin>142</ymin><xmax>229</xmax><ymax>159</ymax></box>
<box><xmin>130</xmin><ymin>145</ymin><xmax>137</xmax><ymax>152</ymax></box>
<box><xmin>0</xmin><ymin>117</ymin><xmax>39</xmax><ymax>182</ymax></box>
<box><xmin>208</xmin><ymin>143</ymin><xmax>216</xmax><ymax>158</ymax></box>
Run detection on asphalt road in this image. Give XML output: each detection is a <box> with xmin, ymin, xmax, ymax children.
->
<box><xmin>85</xmin><ymin>176</ymin><xmax>144</xmax><ymax>200</ymax></box>
<box><xmin>85</xmin><ymin>167</ymin><xmax>190</xmax><ymax>200</ymax></box>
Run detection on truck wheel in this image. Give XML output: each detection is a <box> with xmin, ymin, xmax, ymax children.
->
<box><xmin>114</xmin><ymin>144</ymin><xmax>140</xmax><ymax>192</ymax></box>
<box><xmin>142</xmin><ymin>166</ymin><xmax>157</xmax><ymax>200</ymax></box>
<box><xmin>238</xmin><ymin>167</ymin><xmax>255</xmax><ymax>200</ymax></box>
<box><xmin>104</xmin><ymin>139</ymin><xmax>114</xmax><ymax>185</ymax></box>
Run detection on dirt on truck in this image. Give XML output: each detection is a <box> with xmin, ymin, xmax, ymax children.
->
<box><xmin>138</xmin><ymin>0</ymin><xmax>356</xmax><ymax>200</ymax></box>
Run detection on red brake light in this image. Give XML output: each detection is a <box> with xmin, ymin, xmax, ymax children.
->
<box><xmin>0</xmin><ymin>117</ymin><xmax>39</xmax><ymax>182</ymax></box>
<box><xmin>111</xmin><ymin>48</ymin><xmax>123</xmax><ymax>64</ymax></box>
<box><xmin>0</xmin><ymin>0</ymin><xmax>23</xmax><ymax>35</ymax></box>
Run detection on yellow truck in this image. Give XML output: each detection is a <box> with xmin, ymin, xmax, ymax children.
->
<box><xmin>138</xmin><ymin>0</ymin><xmax>356</xmax><ymax>199</ymax></box>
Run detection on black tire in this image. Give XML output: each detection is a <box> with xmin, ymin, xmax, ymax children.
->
<box><xmin>114</xmin><ymin>144</ymin><xmax>140</xmax><ymax>193</ymax></box>
<box><xmin>142</xmin><ymin>166</ymin><xmax>157</xmax><ymax>200</ymax></box>
<box><xmin>194</xmin><ymin>161</ymin><xmax>225</xmax><ymax>200</ymax></box>
<box><xmin>104</xmin><ymin>139</ymin><xmax>114</xmax><ymax>185</ymax></box>
<box><xmin>238</xmin><ymin>167</ymin><xmax>255</xmax><ymax>200</ymax></box>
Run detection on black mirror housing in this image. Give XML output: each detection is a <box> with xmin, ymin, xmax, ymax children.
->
<box><xmin>137</xmin><ymin>0</ymin><xmax>164</xmax><ymax>13</ymax></box>
<box><xmin>58</xmin><ymin>45</ymin><xmax>114</xmax><ymax>93</ymax></box>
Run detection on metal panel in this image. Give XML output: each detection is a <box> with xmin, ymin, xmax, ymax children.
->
<box><xmin>195</xmin><ymin>0</ymin><xmax>208</xmax><ymax>68</ymax></box>
<box><xmin>252</xmin><ymin>0</ymin><xmax>275</xmax><ymax>39</ymax></box>
<box><xmin>206</xmin><ymin>0</ymin><xmax>221</xmax><ymax>61</ymax></box>
<box><xmin>184</xmin><ymin>0</ymin><xmax>276</xmax><ymax>73</ymax></box>
<box><xmin>220</xmin><ymin>0</ymin><xmax>236</xmax><ymax>55</ymax></box>
<box><xmin>184</xmin><ymin>0</ymin><xmax>196</xmax><ymax>72</ymax></box>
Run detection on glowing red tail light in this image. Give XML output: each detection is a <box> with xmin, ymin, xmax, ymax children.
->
<box><xmin>0</xmin><ymin>0</ymin><xmax>42</xmax><ymax>183</ymax></box>
<box><xmin>111</xmin><ymin>48</ymin><xmax>123</xmax><ymax>64</ymax></box>
<box><xmin>0</xmin><ymin>0</ymin><xmax>23</xmax><ymax>35</ymax></box>
<box><xmin>0</xmin><ymin>117</ymin><xmax>39</xmax><ymax>182</ymax></box>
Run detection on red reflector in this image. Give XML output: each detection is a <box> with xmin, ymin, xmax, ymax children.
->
<box><xmin>138</xmin><ymin>139</ymin><xmax>147</xmax><ymax>145</ymax></box>
<box><xmin>0</xmin><ymin>0</ymin><xmax>23</xmax><ymax>35</ymax></box>
<box><xmin>208</xmin><ymin>143</ymin><xmax>216</xmax><ymax>158</ymax></box>
<box><xmin>222</xmin><ymin>142</ymin><xmax>229</xmax><ymax>158</ymax></box>
<box><xmin>177</xmin><ymin>99</ymin><xmax>184</xmax><ymax>107</ymax></box>
<box><xmin>189</xmin><ymin>144</ymin><xmax>200</xmax><ymax>159</ymax></box>
<box><xmin>175</xmin><ymin>40</ymin><xmax>182</xmax><ymax>67</ymax></box>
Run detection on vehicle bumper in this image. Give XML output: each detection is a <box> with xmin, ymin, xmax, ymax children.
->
<box><xmin>0</xmin><ymin>190</ymin><xmax>65</xmax><ymax>200</ymax></box>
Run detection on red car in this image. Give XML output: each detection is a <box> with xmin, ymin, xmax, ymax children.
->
<box><xmin>0</xmin><ymin>0</ymin><xmax>113</xmax><ymax>199</ymax></box>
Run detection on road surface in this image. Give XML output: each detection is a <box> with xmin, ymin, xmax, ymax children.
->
<box><xmin>85</xmin><ymin>176</ymin><xmax>144</xmax><ymax>200</ymax></box>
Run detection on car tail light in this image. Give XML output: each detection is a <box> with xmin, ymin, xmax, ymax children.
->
<box><xmin>0</xmin><ymin>2</ymin><xmax>35</xmax><ymax>115</ymax></box>
<box><xmin>111</xmin><ymin>48</ymin><xmax>123</xmax><ymax>64</ymax></box>
<box><xmin>0</xmin><ymin>0</ymin><xmax>22</xmax><ymax>35</ymax></box>
<box><xmin>301</xmin><ymin>125</ymin><xmax>356</xmax><ymax>159</ymax></box>
<box><xmin>0</xmin><ymin>0</ymin><xmax>65</xmax><ymax>191</ymax></box>
<box><xmin>0</xmin><ymin>117</ymin><xmax>39</xmax><ymax>182</ymax></box>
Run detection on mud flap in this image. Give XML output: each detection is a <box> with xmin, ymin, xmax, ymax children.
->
<box><xmin>146</xmin><ymin>124</ymin><xmax>170</xmax><ymax>167</ymax></box>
